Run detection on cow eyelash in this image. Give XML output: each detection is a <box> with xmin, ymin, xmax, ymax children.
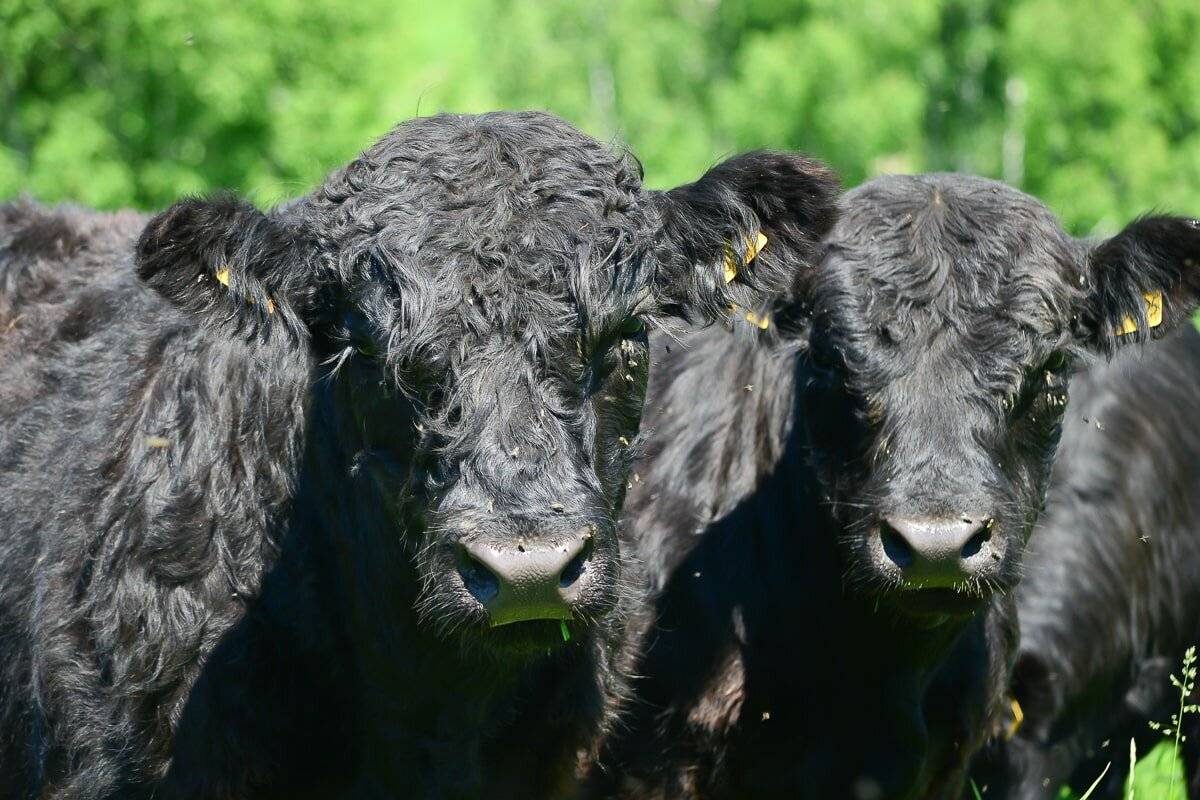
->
<box><xmin>616</xmin><ymin>316</ymin><xmax>645</xmax><ymax>337</ymax></box>
<box><xmin>1042</xmin><ymin>351</ymin><xmax>1069</xmax><ymax>372</ymax></box>
<box><xmin>578</xmin><ymin>317</ymin><xmax>647</xmax><ymax>362</ymax></box>
<box><xmin>1008</xmin><ymin>352</ymin><xmax>1071</xmax><ymax>419</ymax></box>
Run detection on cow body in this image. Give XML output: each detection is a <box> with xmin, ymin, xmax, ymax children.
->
<box><xmin>971</xmin><ymin>325</ymin><xmax>1200</xmax><ymax>800</ymax></box>
<box><xmin>588</xmin><ymin>173</ymin><xmax>1200</xmax><ymax>799</ymax></box>
<box><xmin>0</xmin><ymin>112</ymin><xmax>839</xmax><ymax>799</ymax></box>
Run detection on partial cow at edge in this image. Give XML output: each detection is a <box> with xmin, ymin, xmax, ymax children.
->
<box><xmin>970</xmin><ymin>324</ymin><xmax>1200</xmax><ymax>799</ymax></box>
<box><xmin>0</xmin><ymin>111</ymin><xmax>839</xmax><ymax>799</ymax></box>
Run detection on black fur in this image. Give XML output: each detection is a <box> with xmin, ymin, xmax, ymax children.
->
<box><xmin>970</xmin><ymin>326</ymin><xmax>1200</xmax><ymax>799</ymax></box>
<box><xmin>586</xmin><ymin>174</ymin><xmax>1200</xmax><ymax>799</ymax></box>
<box><xmin>0</xmin><ymin>111</ymin><xmax>839</xmax><ymax>799</ymax></box>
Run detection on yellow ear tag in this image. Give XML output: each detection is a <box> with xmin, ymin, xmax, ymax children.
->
<box><xmin>1115</xmin><ymin>289</ymin><xmax>1164</xmax><ymax>336</ymax></box>
<box><xmin>724</xmin><ymin>231</ymin><xmax>772</xmax><ymax>328</ymax></box>
<box><xmin>723</xmin><ymin>231</ymin><xmax>769</xmax><ymax>283</ymax></box>
<box><xmin>214</xmin><ymin>266</ymin><xmax>275</xmax><ymax>314</ymax></box>
<box><xmin>1004</xmin><ymin>697</ymin><xmax>1025</xmax><ymax>741</ymax></box>
<box><xmin>743</xmin><ymin>310</ymin><xmax>771</xmax><ymax>330</ymax></box>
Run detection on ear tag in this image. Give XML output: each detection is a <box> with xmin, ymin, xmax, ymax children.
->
<box><xmin>1004</xmin><ymin>697</ymin><xmax>1025</xmax><ymax>741</ymax></box>
<box><xmin>723</xmin><ymin>230</ymin><xmax>769</xmax><ymax>283</ymax></box>
<box><xmin>742</xmin><ymin>310</ymin><xmax>771</xmax><ymax>330</ymax></box>
<box><xmin>1115</xmin><ymin>289</ymin><xmax>1164</xmax><ymax>336</ymax></box>
<box><xmin>214</xmin><ymin>266</ymin><xmax>275</xmax><ymax>314</ymax></box>
<box><xmin>1145</xmin><ymin>289</ymin><xmax>1163</xmax><ymax>327</ymax></box>
<box><xmin>724</xmin><ymin>232</ymin><xmax>771</xmax><ymax>328</ymax></box>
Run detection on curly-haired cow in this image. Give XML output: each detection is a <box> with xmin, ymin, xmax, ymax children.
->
<box><xmin>587</xmin><ymin>174</ymin><xmax>1200</xmax><ymax>799</ymax></box>
<box><xmin>970</xmin><ymin>325</ymin><xmax>1200</xmax><ymax>799</ymax></box>
<box><xmin>0</xmin><ymin>111</ymin><xmax>839</xmax><ymax>799</ymax></box>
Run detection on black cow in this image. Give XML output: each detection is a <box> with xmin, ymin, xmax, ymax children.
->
<box><xmin>586</xmin><ymin>174</ymin><xmax>1200</xmax><ymax>799</ymax></box>
<box><xmin>969</xmin><ymin>325</ymin><xmax>1200</xmax><ymax>799</ymax></box>
<box><xmin>0</xmin><ymin>111</ymin><xmax>839</xmax><ymax>799</ymax></box>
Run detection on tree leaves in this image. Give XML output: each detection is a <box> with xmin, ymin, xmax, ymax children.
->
<box><xmin>2</xmin><ymin>0</ymin><xmax>1198</xmax><ymax>238</ymax></box>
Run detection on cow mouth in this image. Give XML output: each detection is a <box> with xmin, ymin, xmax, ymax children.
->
<box><xmin>481</xmin><ymin>619</ymin><xmax>580</xmax><ymax>656</ymax></box>
<box><xmin>891</xmin><ymin>587</ymin><xmax>986</xmax><ymax>620</ymax></box>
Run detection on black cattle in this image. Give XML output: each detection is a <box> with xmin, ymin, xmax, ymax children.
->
<box><xmin>970</xmin><ymin>325</ymin><xmax>1200</xmax><ymax>799</ymax></box>
<box><xmin>0</xmin><ymin>111</ymin><xmax>839</xmax><ymax>799</ymax></box>
<box><xmin>586</xmin><ymin>174</ymin><xmax>1200</xmax><ymax>799</ymax></box>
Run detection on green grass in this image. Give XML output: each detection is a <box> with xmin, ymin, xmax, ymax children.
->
<box><xmin>1059</xmin><ymin>647</ymin><xmax>1197</xmax><ymax>799</ymax></box>
<box><xmin>1058</xmin><ymin>741</ymin><xmax>1186</xmax><ymax>800</ymax></box>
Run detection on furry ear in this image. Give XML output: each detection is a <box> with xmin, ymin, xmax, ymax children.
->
<box><xmin>136</xmin><ymin>194</ymin><xmax>314</xmax><ymax>330</ymax></box>
<box><xmin>1079</xmin><ymin>215</ymin><xmax>1200</xmax><ymax>354</ymax></box>
<box><xmin>652</xmin><ymin>151</ymin><xmax>840</xmax><ymax>326</ymax></box>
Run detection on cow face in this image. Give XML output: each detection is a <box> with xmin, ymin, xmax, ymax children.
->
<box><xmin>788</xmin><ymin>174</ymin><xmax>1200</xmax><ymax>620</ymax></box>
<box><xmin>137</xmin><ymin>111</ymin><xmax>839</xmax><ymax>654</ymax></box>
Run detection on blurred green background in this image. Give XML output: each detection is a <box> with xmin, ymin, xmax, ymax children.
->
<box><xmin>0</xmin><ymin>1</ymin><xmax>1196</xmax><ymax>795</ymax></box>
<box><xmin>4</xmin><ymin>0</ymin><xmax>1200</xmax><ymax>238</ymax></box>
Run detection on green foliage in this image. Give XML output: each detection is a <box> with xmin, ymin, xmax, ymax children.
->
<box><xmin>3</xmin><ymin>0</ymin><xmax>1199</xmax><ymax>235</ymax></box>
<box><xmin>1130</xmin><ymin>741</ymin><xmax>1190</xmax><ymax>800</ymax></box>
<box><xmin>1147</xmin><ymin>646</ymin><xmax>1199</xmax><ymax>799</ymax></box>
<box><xmin>1060</xmin><ymin>647</ymin><xmax>1199</xmax><ymax>800</ymax></box>
<box><xmin>1059</xmin><ymin>741</ymin><xmax>1187</xmax><ymax>800</ymax></box>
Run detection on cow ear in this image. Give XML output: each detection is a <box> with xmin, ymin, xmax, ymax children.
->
<box><xmin>652</xmin><ymin>151</ymin><xmax>840</xmax><ymax>328</ymax></box>
<box><xmin>136</xmin><ymin>194</ymin><xmax>314</xmax><ymax>328</ymax></box>
<box><xmin>1078</xmin><ymin>215</ymin><xmax>1200</xmax><ymax>353</ymax></box>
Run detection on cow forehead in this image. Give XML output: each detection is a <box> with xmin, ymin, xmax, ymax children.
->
<box><xmin>314</xmin><ymin>113</ymin><xmax>657</xmax><ymax>369</ymax></box>
<box><xmin>815</xmin><ymin>174</ymin><xmax>1081</xmax><ymax>375</ymax></box>
<box><xmin>831</xmin><ymin>175</ymin><xmax>1078</xmax><ymax>291</ymax></box>
<box><xmin>344</xmin><ymin>115</ymin><xmax>653</xmax><ymax>309</ymax></box>
<box><xmin>367</xmin><ymin>112</ymin><xmax>648</xmax><ymax>253</ymax></box>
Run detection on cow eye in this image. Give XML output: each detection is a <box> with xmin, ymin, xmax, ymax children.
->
<box><xmin>1042</xmin><ymin>351</ymin><xmax>1068</xmax><ymax>373</ymax></box>
<box><xmin>617</xmin><ymin>316</ymin><xmax>645</xmax><ymax>337</ymax></box>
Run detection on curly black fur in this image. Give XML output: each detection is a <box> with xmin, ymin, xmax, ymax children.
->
<box><xmin>0</xmin><ymin>111</ymin><xmax>839</xmax><ymax>799</ymax></box>
<box><xmin>970</xmin><ymin>326</ymin><xmax>1200</xmax><ymax>800</ymax></box>
<box><xmin>585</xmin><ymin>174</ymin><xmax>1200</xmax><ymax>799</ymax></box>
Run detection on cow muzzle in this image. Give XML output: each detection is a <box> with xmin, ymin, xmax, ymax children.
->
<box><xmin>457</xmin><ymin>528</ymin><xmax>597</xmax><ymax>626</ymax></box>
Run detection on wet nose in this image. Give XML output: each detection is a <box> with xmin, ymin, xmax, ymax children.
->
<box><xmin>458</xmin><ymin>532</ymin><xmax>595</xmax><ymax>626</ymax></box>
<box><xmin>879</xmin><ymin>515</ymin><xmax>996</xmax><ymax>586</ymax></box>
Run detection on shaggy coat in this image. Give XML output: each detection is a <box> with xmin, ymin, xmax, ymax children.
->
<box><xmin>970</xmin><ymin>325</ymin><xmax>1200</xmax><ymax>799</ymax></box>
<box><xmin>0</xmin><ymin>111</ymin><xmax>839</xmax><ymax>799</ymax></box>
<box><xmin>586</xmin><ymin>174</ymin><xmax>1200</xmax><ymax>799</ymax></box>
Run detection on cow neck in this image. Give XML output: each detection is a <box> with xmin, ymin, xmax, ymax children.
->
<box><xmin>629</xmin><ymin>325</ymin><xmax>799</xmax><ymax>586</ymax></box>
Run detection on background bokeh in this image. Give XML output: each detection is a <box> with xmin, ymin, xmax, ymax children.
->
<box><xmin>4</xmin><ymin>0</ymin><xmax>1200</xmax><ymax>239</ymax></box>
<box><xmin>1</xmin><ymin>2</ymin><xmax>1196</xmax><ymax>797</ymax></box>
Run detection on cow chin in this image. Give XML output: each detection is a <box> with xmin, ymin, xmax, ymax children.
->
<box><xmin>416</xmin><ymin>585</ymin><xmax>604</xmax><ymax>662</ymax></box>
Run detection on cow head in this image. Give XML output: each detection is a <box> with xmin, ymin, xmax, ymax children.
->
<box><xmin>137</xmin><ymin>111</ymin><xmax>839</xmax><ymax>654</ymax></box>
<box><xmin>784</xmin><ymin>174</ymin><xmax>1200</xmax><ymax>621</ymax></box>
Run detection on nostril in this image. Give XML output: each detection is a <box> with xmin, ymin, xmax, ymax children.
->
<box><xmin>960</xmin><ymin>523</ymin><xmax>992</xmax><ymax>560</ymax></box>
<box><xmin>558</xmin><ymin>536</ymin><xmax>594</xmax><ymax>589</ymax></box>
<box><xmin>458</xmin><ymin>551</ymin><xmax>501</xmax><ymax>605</ymax></box>
<box><xmin>879</xmin><ymin>521</ymin><xmax>915</xmax><ymax>569</ymax></box>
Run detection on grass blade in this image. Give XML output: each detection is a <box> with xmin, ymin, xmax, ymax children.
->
<box><xmin>1078</xmin><ymin>762</ymin><xmax>1111</xmax><ymax>800</ymax></box>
